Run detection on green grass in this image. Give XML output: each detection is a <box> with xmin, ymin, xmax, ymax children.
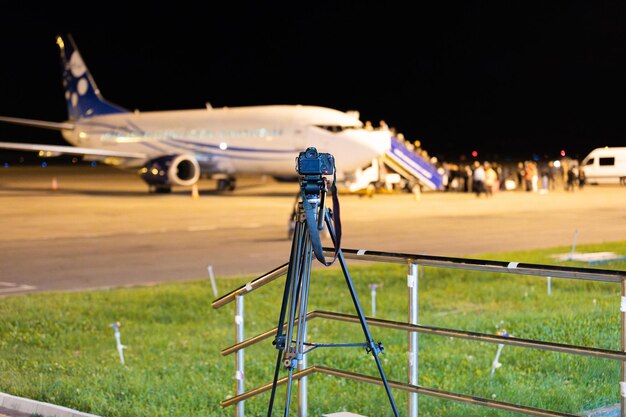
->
<box><xmin>1</xmin><ymin>241</ymin><xmax>625</xmax><ymax>417</ymax></box>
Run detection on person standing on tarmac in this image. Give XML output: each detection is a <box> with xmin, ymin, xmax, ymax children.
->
<box><xmin>473</xmin><ymin>161</ymin><xmax>486</xmax><ymax>197</ymax></box>
<box><xmin>484</xmin><ymin>161</ymin><xmax>498</xmax><ymax>196</ymax></box>
<box><xmin>566</xmin><ymin>165</ymin><xmax>578</xmax><ymax>191</ymax></box>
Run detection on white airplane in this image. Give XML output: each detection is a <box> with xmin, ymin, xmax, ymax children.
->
<box><xmin>0</xmin><ymin>34</ymin><xmax>391</xmax><ymax>193</ymax></box>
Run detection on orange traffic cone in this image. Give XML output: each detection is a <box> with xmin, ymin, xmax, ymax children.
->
<box><xmin>191</xmin><ymin>183</ymin><xmax>199</xmax><ymax>199</ymax></box>
<box><xmin>51</xmin><ymin>177</ymin><xmax>59</xmax><ymax>191</ymax></box>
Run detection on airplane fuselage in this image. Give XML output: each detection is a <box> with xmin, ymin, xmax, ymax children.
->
<box><xmin>63</xmin><ymin>105</ymin><xmax>391</xmax><ymax>178</ymax></box>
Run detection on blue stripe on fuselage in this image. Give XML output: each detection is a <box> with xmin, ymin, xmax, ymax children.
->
<box><xmin>167</xmin><ymin>138</ymin><xmax>295</xmax><ymax>153</ymax></box>
<box><xmin>161</xmin><ymin>139</ymin><xmax>294</xmax><ymax>161</ymax></box>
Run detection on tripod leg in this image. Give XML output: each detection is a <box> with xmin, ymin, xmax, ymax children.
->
<box><xmin>295</xmin><ymin>239</ymin><xmax>313</xmax><ymax>362</ymax></box>
<box><xmin>269</xmin><ymin>206</ymin><xmax>315</xmax><ymax>417</ymax></box>
<box><xmin>286</xmin><ymin>234</ymin><xmax>314</xmax><ymax>417</ymax></box>
<box><xmin>283</xmin><ymin>231</ymin><xmax>308</xmax><ymax>368</ymax></box>
<box><xmin>267</xmin><ymin>218</ymin><xmax>306</xmax><ymax>417</ymax></box>
<box><xmin>324</xmin><ymin>211</ymin><xmax>400</xmax><ymax>417</ymax></box>
<box><xmin>283</xmin><ymin>231</ymin><xmax>312</xmax><ymax>417</ymax></box>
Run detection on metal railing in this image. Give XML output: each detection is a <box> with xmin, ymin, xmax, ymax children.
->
<box><xmin>211</xmin><ymin>247</ymin><xmax>626</xmax><ymax>417</ymax></box>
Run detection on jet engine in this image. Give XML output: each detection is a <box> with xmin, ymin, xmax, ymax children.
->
<box><xmin>140</xmin><ymin>154</ymin><xmax>200</xmax><ymax>193</ymax></box>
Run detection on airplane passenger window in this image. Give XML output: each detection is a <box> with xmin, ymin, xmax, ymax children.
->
<box><xmin>599</xmin><ymin>157</ymin><xmax>615</xmax><ymax>166</ymax></box>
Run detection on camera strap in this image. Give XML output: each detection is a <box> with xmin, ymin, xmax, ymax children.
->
<box><xmin>301</xmin><ymin>176</ymin><xmax>342</xmax><ymax>266</ymax></box>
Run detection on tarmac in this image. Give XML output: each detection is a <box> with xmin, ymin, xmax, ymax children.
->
<box><xmin>1</xmin><ymin>165</ymin><xmax>625</xmax><ymax>295</ymax></box>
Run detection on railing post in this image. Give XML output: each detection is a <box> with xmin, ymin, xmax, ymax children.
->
<box><xmin>235</xmin><ymin>295</ymin><xmax>245</xmax><ymax>417</ymax></box>
<box><xmin>408</xmin><ymin>262</ymin><xmax>419</xmax><ymax>417</ymax></box>
<box><xmin>298</xmin><ymin>320</ymin><xmax>308</xmax><ymax>417</ymax></box>
<box><xmin>619</xmin><ymin>279</ymin><xmax>626</xmax><ymax>417</ymax></box>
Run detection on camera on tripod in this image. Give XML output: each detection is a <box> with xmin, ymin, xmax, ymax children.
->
<box><xmin>296</xmin><ymin>147</ymin><xmax>335</xmax><ymax>177</ymax></box>
<box><xmin>268</xmin><ymin>146</ymin><xmax>399</xmax><ymax>417</ymax></box>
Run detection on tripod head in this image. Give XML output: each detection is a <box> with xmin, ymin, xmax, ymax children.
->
<box><xmin>296</xmin><ymin>147</ymin><xmax>335</xmax><ymax>199</ymax></box>
<box><xmin>295</xmin><ymin>147</ymin><xmax>341</xmax><ymax>266</ymax></box>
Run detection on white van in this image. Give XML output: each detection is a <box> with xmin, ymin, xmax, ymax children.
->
<box><xmin>581</xmin><ymin>147</ymin><xmax>626</xmax><ymax>185</ymax></box>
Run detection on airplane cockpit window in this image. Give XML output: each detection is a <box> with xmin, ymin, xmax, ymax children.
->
<box><xmin>315</xmin><ymin>125</ymin><xmax>357</xmax><ymax>133</ymax></box>
<box><xmin>585</xmin><ymin>158</ymin><xmax>594</xmax><ymax>166</ymax></box>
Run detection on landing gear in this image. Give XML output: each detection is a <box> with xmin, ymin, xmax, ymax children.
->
<box><xmin>216</xmin><ymin>176</ymin><xmax>236</xmax><ymax>191</ymax></box>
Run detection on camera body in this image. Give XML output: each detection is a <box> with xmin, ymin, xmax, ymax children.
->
<box><xmin>296</xmin><ymin>147</ymin><xmax>335</xmax><ymax>176</ymax></box>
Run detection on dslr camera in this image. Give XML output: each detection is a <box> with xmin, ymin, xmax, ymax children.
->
<box><xmin>296</xmin><ymin>147</ymin><xmax>335</xmax><ymax>176</ymax></box>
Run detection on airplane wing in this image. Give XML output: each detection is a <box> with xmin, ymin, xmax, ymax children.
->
<box><xmin>0</xmin><ymin>116</ymin><xmax>76</xmax><ymax>131</ymax></box>
<box><xmin>0</xmin><ymin>141</ymin><xmax>147</xmax><ymax>159</ymax></box>
<box><xmin>0</xmin><ymin>116</ymin><xmax>146</xmax><ymax>158</ymax></box>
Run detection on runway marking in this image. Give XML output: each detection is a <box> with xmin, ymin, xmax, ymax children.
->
<box><xmin>36</xmin><ymin>232</ymin><xmax>116</xmax><ymax>240</ymax></box>
<box><xmin>18</xmin><ymin>223</ymin><xmax>269</xmax><ymax>241</ymax></box>
<box><xmin>135</xmin><ymin>228</ymin><xmax>169</xmax><ymax>235</ymax></box>
<box><xmin>187</xmin><ymin>225</ymin><xmax>218</xmax><ymax>232</ymax></box>
<box><xmin>0</xmin><ymin>281</ymin><xmax>36</xmax><ymax>294</ymax></box>
<box><xmin>81</xmin><ymin>232</ymin><xmax>116</xmax><ymax>238</ymax></box>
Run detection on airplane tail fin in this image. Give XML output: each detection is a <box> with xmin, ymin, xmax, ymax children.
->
<box><xmin>57</xmin><ymin>34</ymin><xmax>129</xmax><ymax>120</ymax></box>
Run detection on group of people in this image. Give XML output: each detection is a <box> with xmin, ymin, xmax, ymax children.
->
<box><xmin>388</xmin><ymin>134</ymin><xmax>586</xmax><ymax>195</ymax></box>
<box><xmin>565</xmin><ymin>163</ymin><xmax>585</xmax><ymax>191</ymax></box>
<box><xmin>471</xmin><ymin>160</ymin><xmax>499</xmax><ymax>197</ymax></box>
<box><xmin>439</xmin><ymin>161</ymin><xmax>502</xmax><ymax>195</ymax></box>
<box><xmin>439</xmin><ymin>158</ymin><xmax>584</xmax><ymax>195</ymax></box>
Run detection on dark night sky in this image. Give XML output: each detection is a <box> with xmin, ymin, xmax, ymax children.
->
<box><xmin>1</xmin><ymin>2</ymin><xmax>625</xmax><ymax>162</ymax></box>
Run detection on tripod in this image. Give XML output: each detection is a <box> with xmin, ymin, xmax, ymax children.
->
<box><xmin>266</xmin><ymin>175</ymin><xmax>399</xmax><ymax>417</ymax></box>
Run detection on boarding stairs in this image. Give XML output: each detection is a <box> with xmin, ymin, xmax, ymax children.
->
<box><xmin>345</xmin><ymin>137</ymin><xmax>444</xmax><ymax>194</ymax></box>
<box><xmin>383</xmin><ymin>136</ymin><xmax>444</xmax><ymax>190</ymax></box>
